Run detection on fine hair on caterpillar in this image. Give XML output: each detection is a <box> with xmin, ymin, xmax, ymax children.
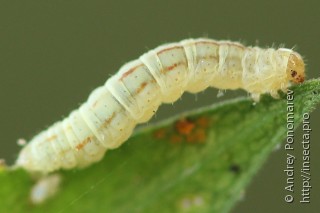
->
<box><xmin>15</xmin><ymin>38</ymin><xmax>305</xmax><ymax>173</ymax></box>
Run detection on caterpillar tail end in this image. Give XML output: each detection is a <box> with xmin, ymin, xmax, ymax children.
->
<box><xmin>287</xmin><ymin>52</ymin><xmax>305</xmax><ymax>84</ymax></box>
<box><xmin>14</xmin><ymin>146</ymin><xmax>34</xmax><ymax>172</ymax></box>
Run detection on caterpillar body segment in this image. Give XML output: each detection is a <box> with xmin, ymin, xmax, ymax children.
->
<box><xmin>16</xmin><ymin>38</ymin><xmax>305</xmax><ymax>173</ymax></box>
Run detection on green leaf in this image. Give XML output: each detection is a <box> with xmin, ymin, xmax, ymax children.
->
<box><xmin>1</xmin><ymin>79</ymin><xmax>320</xmax><ymax>213</ymax></box>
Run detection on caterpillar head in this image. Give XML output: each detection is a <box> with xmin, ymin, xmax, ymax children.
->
<box><xmin>286</xmin><ymin>52</ymin><xmax>305</xmax><ymax>84</ymax></box>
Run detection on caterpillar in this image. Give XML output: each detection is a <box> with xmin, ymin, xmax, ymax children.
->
<box><xmin>15</xmin><ymin>38</ymin><xmax>305</xmax><ymax>173</ymax></box>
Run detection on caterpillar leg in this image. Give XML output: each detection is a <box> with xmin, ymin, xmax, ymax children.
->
<box><xmin>251</xmin><ymin>93</ymin><xmax>261</xmax><ymax>102</ymax></box>
<box><xmin>270</xmin><ymin>91</ymin><xmax>280</xmax><ymax>99</ymax></box>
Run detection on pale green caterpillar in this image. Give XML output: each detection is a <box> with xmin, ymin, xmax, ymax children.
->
<box><xmin>15</xmin><ymin>38</ymin><xmax>305</xmax><ymax>173</ymax></box>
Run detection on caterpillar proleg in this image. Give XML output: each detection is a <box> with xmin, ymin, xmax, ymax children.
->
<box><xmin>15</xmin><ymin>38</ymin><xmax>305</xmax><ymax>173</ymax></box>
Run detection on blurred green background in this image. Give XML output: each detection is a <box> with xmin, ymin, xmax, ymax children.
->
<box><xmin>0</xmin><ymin>0</ymin><xmax>319</xmax><ymax>212</ymax></box>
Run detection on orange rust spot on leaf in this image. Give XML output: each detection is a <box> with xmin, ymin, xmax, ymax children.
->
<box><xmin>186</xmin><ymin>129</ymin><xmax>206</xmax><ymax>143</ymax></box>
<box><xmin>186</xmin><ymin>133</ymin><xmax>196</xmax><ymax>143</ymax></box>
<box><xmin>75</xmin><ymin>137</ymin><xmax>92</xmax><ymax>151</ymax></box>
<box><xmin>194</xmin><ymin>129</ymin><xmax>207</xmax><ymax>142</ymax></box>
<box><xmin>154</xmin><ymin>128</ymin><xmax>166</xmax><ymax>139</ymax></box>
<box><xmin>170</xmin><ymin>135</ymin><xmax>183</xmax><ymax>144</ymax></box>
<box><xmin>119</xmin><ymin>64</ymin><xmax>144</xmax><ymax>81</ymax></box>
<box><xmin>175</xmin><ymin>118</ymin><xmax>195</xmax><ymax>135</ymax></box>
<box><xmin>196</xmin><ymin>117</ymin><xmax>210</xmax><ymax>128</ymax></box>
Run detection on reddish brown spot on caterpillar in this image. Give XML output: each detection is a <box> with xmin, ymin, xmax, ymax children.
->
<box><xmin>119</xmin><ymin>64</ymin><xmax>144</xmax><ymax>81</ymax></box>
<box><xmin>101</xmin><ymin>112</ymin><xmax>116</xmax><ymax>128</ymax></box>
<box><xmin>167</xmin><ymin>63</ymin><xmax>178</xmax><ymax>71</ymax></box>
<box><xmin>291</xmin><ymin>70</ymin><xmax>297</xmax><ymax>77</ymax></box>
<box><xmin>157</xmin><ymin>45</ymin><xmax>183</xmax><ymax>55</ymax></box>
<box><xmin>290</xmin><ymin>70</ymin><xmax>304</xmax><ymax>83</ymax></box>
<box><xmin>136</xmin><ymin>82</ymin><xmax>148</xmax><ymax>94</ymax></box>
<box><xmin>46</xmin><ymin>135</ymin><xmax>57</xmax><ymax>142</ymax></box>
<box><xmin>296</xmin><ymin>75</ymin><xmax>305</xmax><ymax>83</ymax></box>
<box><xmin>75</xmin><ymin>137</ymin><xmax>92</xmax><ymax>150</ymax></box>
<box><xmin>92</xmin><ymin>100</ymin><xmax>99</xmax><ymax>108</ymax></box>
<box><xmin>161</xmin><ymin>61</ymin><xmax>186</xmax><ymax>74</ymax></box>
<box><xmin>175</xmin><ymin>118</ymin><xmax>195</xmax><ymax>135</ymax></box>
<box><xmin>287</xmin><ymin>52</ymin><xmax>305</xmax><ymax>84</ymax></box>
<box><xmin>204</xmin><ymin>55</ymin><xmax>218</xmax><ymax>60</ymax></box>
